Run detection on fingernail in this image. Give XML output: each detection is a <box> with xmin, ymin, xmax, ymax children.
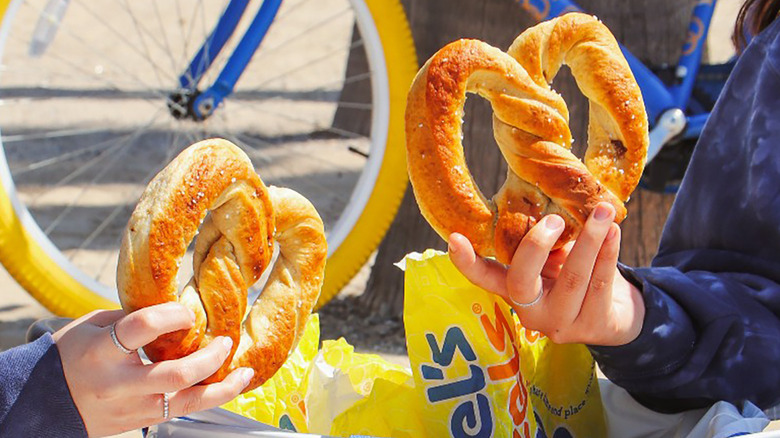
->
<box><xmin>221</xmin><ymin>336</ymin><xmax>233</xmax><ymax>351</ymax></box>
<box><xmin>545</xmin><ymin>215</ymin><xmax>564</xmax><ymax>231</ymax></box>
<box><xmin>607</xmin><ymin>225</ymin><xmax>618</xmax><ymax>240</ymax></box>
<box><xmin>593</xmin><ymin>204</ymin><xmax>612</xmax><ymax>221</ymax></box>
<box><xmin>240</xmin><ymin>368</ymin><xmax>255</xmax><ymax>387</ymax></box>
<box><xmin>448</xmin><ymin>236</ymin><xmax>458</xmax><ymax>254</ymax></box>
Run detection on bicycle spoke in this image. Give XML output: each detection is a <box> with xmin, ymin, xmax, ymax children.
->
<box><xmin>210</xmin><ymin>115</ymin><xmax>299</xmax><ymax>187</ymax></box>
<box><xmin>152</xmin><ymin>0</ymin><xmax>179</xmax><ymax>75</ymax></box>
<box><xmin>240</xmin><ymin>134</ymin><xmax>362</xmax><ymax>175</ymax></box>
<box><xmin>234</xmin><ymin>71</ymin><xmax>371</xmax><ymax>103</ymax></box>
<box><xmin>31</xmin><ymin>109</ymin><xmax>165</xmax><ymax>206</ymax></box>
<box><xmin>71</xmin><ymin>0</ymin><xmax>174</xmax><ymax>87</ymax></box>
<box><xmin>2</xmin><ymin>127</ymin><xmax>116</xmax><ymax>143</ymax></box>
<box><xmin>180</xmin><ymin>0</ymin><xmax>203</xmax><ymax>72</ymax></box>
<box><xmin>228</xmin><ymin>99</ymin><xmax>366</xmax><ymax>140</ymax></box>
<box><xmin>173</xmin><ymin>0</ymin><xmax>188</xmax><ymax>70</ymax></box>
<box><xmin>197</xmin><ymin>0</ymin><xmax>211</xmax><ymax>84</ymax></box>
<box><xmin>249</xmin><ymin>41</ymin><xmax>364</xmax><ymax>91</ymax></box>
<box><xmin>74</xmin><ymin>202</ymin><xmax>128</xmax><ymax>257</ymax></box>
<box><xmin>13</xmin><ymin>8</ymin><xmax>165</xmax><ymax>96</ymax></box>
<box><xmin>250</xmin><ymin>6</ymin><xmax>353</xmax><ymax>62</ymax></box>
<box><xmin>43</xmin><ymin>138</ymin><xmax>136</xmax><ymax>235</ymax></box>
<box><xmin>11</xmin><ymin>131</ymin><xmax>135</xmax><ymax>177</ymax></box>
<box><xmin>274</xmin><ymin>0</ymin><xmax>314</xmax><ymax>23</ymax></box>
<box><xmin>7</xmin><ymin>32</ymin><xmax>169</xmax><ymax>105</ymax></box>
<box><xmin>115</xmin><ymin>0</ymin><xmax>168</xmax><ymax>89</ymax></box>
<box><xmin>219</xmin><ymin>131</ymin><xmax>273</xmax><ymax>166</ymax></box>
<box><xmin>75</xmin><ymin>125</ymin><xmax>182</xmax><ymax>260</ymax></box>
<box><xmin>216</xmin><ymin>111</ymin><xmax>365</xmax><ymax>184</ymax></box>
<box><xmin>177</xmin><ymin>0</ymin><xmax>217</xmax><ymax>90</ymax></box>
<box><xmin>119</xmin><ymin>0</ymin><xmax>182</xmax><ymax>77</ymax></box>
<box><xmin>44</xmin><ymin>0</ymin><xmax>175</xmax><ymax>87</ymax></box>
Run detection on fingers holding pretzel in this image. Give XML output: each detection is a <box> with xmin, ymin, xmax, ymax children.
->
<box><xmin>53</xmin><ymin>303</ymin><xmax>252</xmax><ymax>436</ymax></box>
<box><xmin>448</xmin><ymin>202</ymin><xmax>644</xmax><ymax>347</ymax></box>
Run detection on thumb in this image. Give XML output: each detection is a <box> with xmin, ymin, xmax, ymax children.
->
<box><xmin>448</xmin><ymin>233</ymin><xmax>508</xmax><ymax>297</ymax></box>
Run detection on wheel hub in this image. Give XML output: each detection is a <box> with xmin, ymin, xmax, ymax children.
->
<box><xmin>167</xmin><ymin>88</ymin><xmax>206</xmax><ymax>121</ymax></box>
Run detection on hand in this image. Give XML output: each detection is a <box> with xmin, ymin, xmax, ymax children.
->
<box><xmin>52</xmin><ymin>302</ymin><xmax>254</xmax><ymax>437</ymax></box>
<box><xmin>448</xmin><ymin>202</ymin><xmax>645</xmax><ymax>346</ymax></box>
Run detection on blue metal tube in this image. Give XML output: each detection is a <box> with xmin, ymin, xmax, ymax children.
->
<box><xmin>683</xmin><ymin>113</ymin><xmax>709</xmax><ymax>139</ymax></box>
<box><xmin>178</xmin><ymin>0</ymin><xmax>250</xmax><ymax>89</ymax></box>
<box><xmin>193</xmin><ymin>0</ymin><xmax>284</xmax><ymax>116</ymax></box>
<box><xmin>668</xmin><ymin>0</ymin><xmax>717</xmax><ymax>108</ymax></box>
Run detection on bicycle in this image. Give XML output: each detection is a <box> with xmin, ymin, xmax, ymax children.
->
<box><xmin>0</xmin><ymin>0</ymin><xmax>417</xmax><ymax>317</ymax></box>
<box><xmin>517</xmin><ymin>0</ymin><xmax>734</xmax><ymax>192</ymax></box>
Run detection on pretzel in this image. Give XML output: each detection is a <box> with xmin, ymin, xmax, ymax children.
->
<box><xmin>117</xmin><ymin>139</ymin><xmax>327</xmax><ymax>392</ymax></box>
<box><xmin>406</xmin><ymin>13</ymin><xmax>648</xmax><ymax>263</ymax></box>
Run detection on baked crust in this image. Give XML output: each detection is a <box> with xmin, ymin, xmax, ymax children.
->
<box><xmin>405</xmin><ymin>13</ymin><xmax>648</xmax><ymax>263</ymax></box>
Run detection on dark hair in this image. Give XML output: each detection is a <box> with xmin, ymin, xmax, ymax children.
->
<box><xmin>734</xmin><ymin>0</ymin><xmax>780</xmax><ymax>50</ymax></box>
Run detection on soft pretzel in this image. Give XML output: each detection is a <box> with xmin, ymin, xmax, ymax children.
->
<box><xmin>406</xmin><ymin>13</ymin><xmax>648</xmax><ymax>263</ymax></box>
<box><xmin>117</xmin><ymin>139</ymin><xmax>327</xmax><ymax>392</ymax></box>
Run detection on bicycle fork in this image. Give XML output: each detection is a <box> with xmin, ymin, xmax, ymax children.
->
<box><xmin>168</xmin><ymin>0</ymin><xmax>284</xmax><ymax>121</ymax></box>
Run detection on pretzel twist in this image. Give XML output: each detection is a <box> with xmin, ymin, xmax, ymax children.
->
<box><xmin>406</xmin><ymin>13</ymin><xmax>648</xmax><ymax>263</ymax></box>
<box><xmin>117</xmin><ymin>139</ymin><xmax>327</xmax><ymax>392</ymax></box>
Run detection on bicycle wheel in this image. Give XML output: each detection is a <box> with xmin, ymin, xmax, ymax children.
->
<box><xmin>0</xmin><ymin>0</ymin><xmax>417</xmax><ymax>317</ymax></box>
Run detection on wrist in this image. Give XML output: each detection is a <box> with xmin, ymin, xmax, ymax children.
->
<box><xmin>615</xmin><ymin>270</ymin><xmax>645</xmax><ymax>345</ymax></box>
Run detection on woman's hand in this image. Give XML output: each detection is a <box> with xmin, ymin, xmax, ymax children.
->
<box><xmin>448</xmin><ymin>202</ymin><xmax>645</xmax><ymax>347</ymax></box>
<box><xmin>52</xmin><ymin>302</ymin><xmax>254</xmax><ymax>437</ymax></box>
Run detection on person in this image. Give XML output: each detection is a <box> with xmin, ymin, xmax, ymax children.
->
<box><xmin>448</xmin><ymin>0</ymin><xmax>780</xmax><ymax>414</ymax></box>
<box><xmin>0</xmin><ymin>302</ymin><xmax>254</xmax><ymax>437</ymax></box>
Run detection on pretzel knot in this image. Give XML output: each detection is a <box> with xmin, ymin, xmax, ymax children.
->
<box><xmin>118</xmin><ymin>139</ymin><xmax>327</xmax><ymax>392</ymax></box>
<box><xmin>406</xmin><ymin>13</ymin><xmax>648</xmax><ymax>263</ymax></box>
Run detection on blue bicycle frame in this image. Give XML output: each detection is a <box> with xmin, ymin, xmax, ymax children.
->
<box><xmin>172</xmin><ymin>0</ymin><xmax>284</xmax><ymax>120</ymax></box>
<box><xmin>517</xmin><ymin>0</ymin><xmax>718</xmax><ymax>159</ymax></box>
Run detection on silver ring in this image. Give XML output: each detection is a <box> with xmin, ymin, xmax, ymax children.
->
<box><xmin>162</xmin><ymin>393</ymin><xmax>170</xmax><ymax>419</ymax></box>
<box><xmin>109</xmin><ymin>322</ymin><xmax>134</xmax><ymax>354</ymax></box>
<box><xmin>510</xmin><ymin>282</ymin><xmax>544</xmax><ymax>308</ymax></box>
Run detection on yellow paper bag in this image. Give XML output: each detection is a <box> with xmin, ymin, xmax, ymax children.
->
<box><xmin>222</xmin><ymin>313</ymin><xmax>320</xmax><ymax>432</ymax></box>
<box><xmin>402</xmin><ymin>249</ymin><xmax>605</xmax><ymax>437</ymax></box>
<box><xmin>225</xmin><ymin>250</ymin><xmax>605</xmax><ymax>438</ymax></box>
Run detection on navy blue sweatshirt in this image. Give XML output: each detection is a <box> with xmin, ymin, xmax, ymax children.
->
<box><xmin>0</xmin><ymin>333</ymin><xmax>86</xmax><ymax>436</ymax></box>
<box><xmin>590</xmin><ymin>17</ymin><xmax>780</xmax><ymax>413</ymax></box>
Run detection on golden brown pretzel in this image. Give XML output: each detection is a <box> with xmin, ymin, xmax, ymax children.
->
<box><xmin>117</xmin><ymin>138</ymin><xmax>327</xmax><ymax>392</ymax></box>
<box><xmin>406</xmin><ymin>13</ymin><xmax>648</xmax><ymax>263</ymax></box>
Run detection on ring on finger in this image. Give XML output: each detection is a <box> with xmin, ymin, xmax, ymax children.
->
<box><xmin>510</xmin><ymin>282</ymin><xmax>544</xmax><ymax>308</ymax></box>
<box><xmin>109</xmin><ymin>321</ymin><xmax>134</xmax><ymax>354</ymax></box>
<box><xmin>162</xmin><ymin>393</ymin><xmax>170</xmax><ymax>419</ymax></box>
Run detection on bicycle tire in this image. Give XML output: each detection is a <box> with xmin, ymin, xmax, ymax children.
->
<box><xmin>317</xmin><ymin>0</ymin><xmax>416</xmax><ymax>308</ymax></box>
<box><xmin>0</xmin><ymin>0</ymin><xmax>417</xmax><ymax>317</ymax></box>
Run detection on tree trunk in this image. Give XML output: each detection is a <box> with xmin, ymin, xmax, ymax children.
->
<box><xmin>361</xmin><ymin>0</ymin><xmax>692</xmax><ymax>317</ymax></box>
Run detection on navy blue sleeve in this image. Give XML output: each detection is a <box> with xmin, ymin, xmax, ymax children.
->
<box><xmin>591</xmin><ymin>263</ymin><xmax>780</xmax><ymax>413</ymax></box>
<box><xmin>0</xmin><ymin>333</ymin><xmax>87</xmax><ymax>437</ymax></box>
<box><xmin>589</xmin><ymin>16</ymin><xmax>780</xmax><ymax>413</ymax></box>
